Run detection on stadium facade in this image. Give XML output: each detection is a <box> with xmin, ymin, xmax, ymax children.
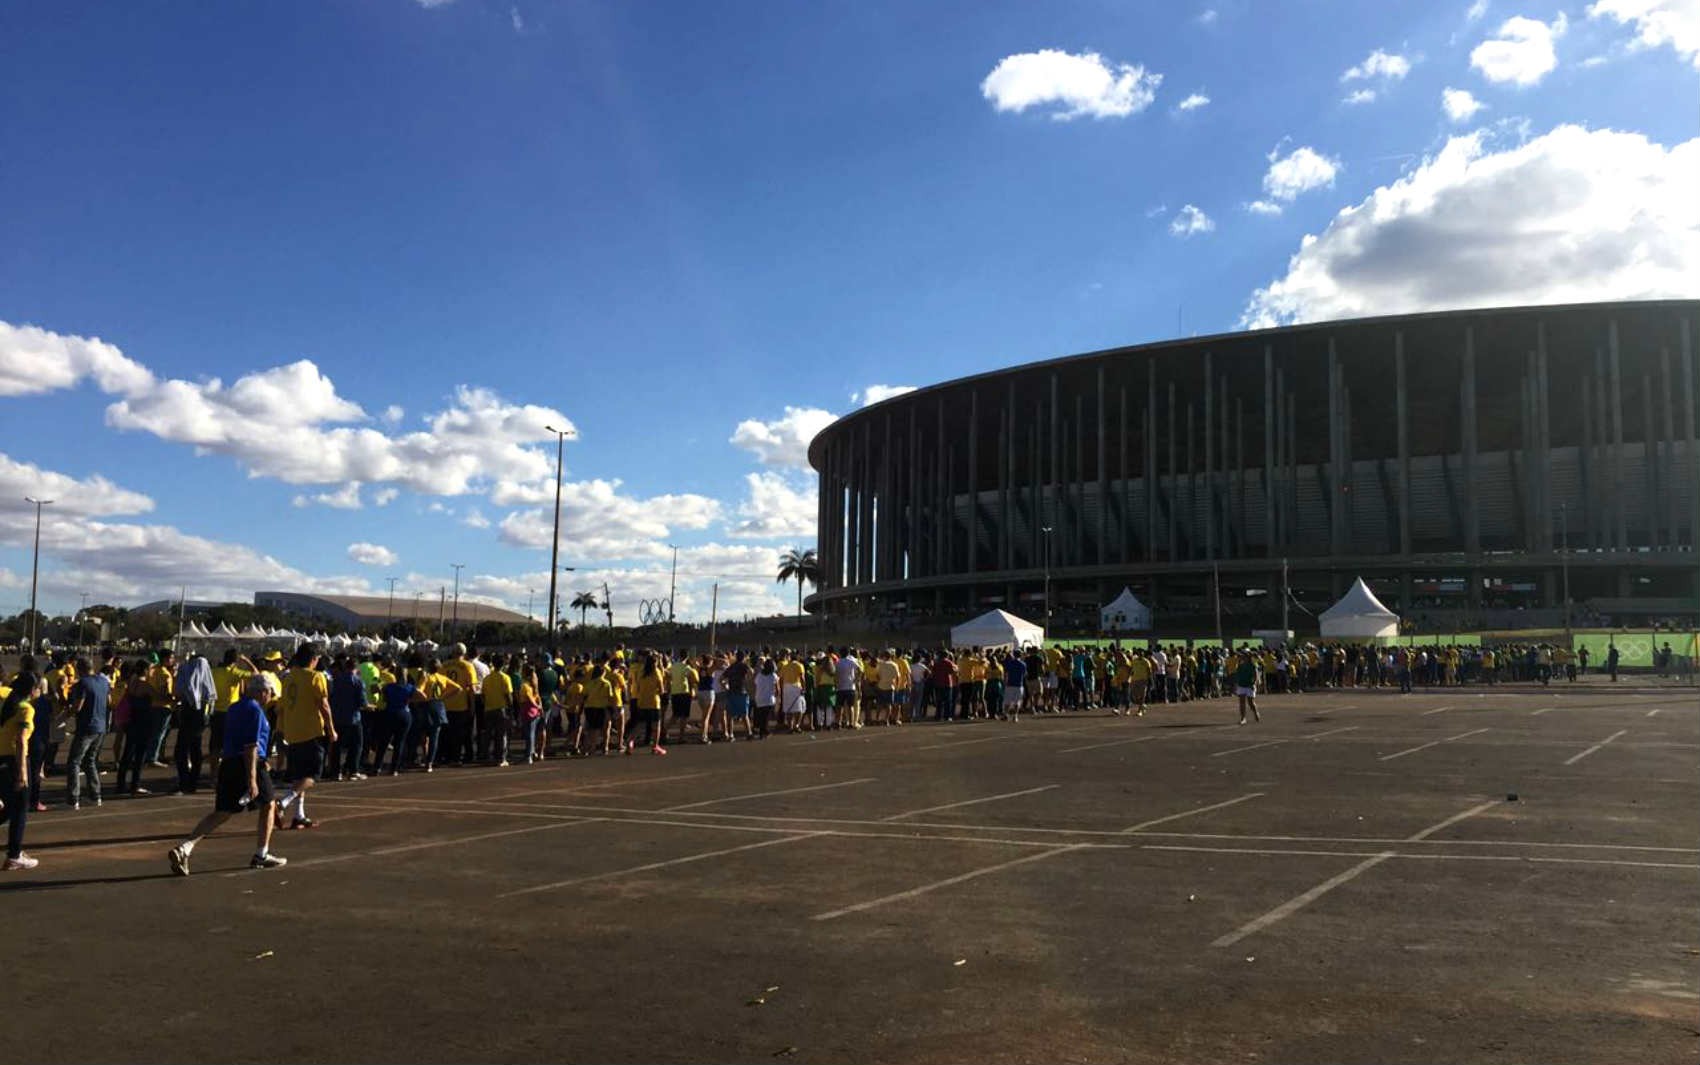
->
<box><xmin>804</xmin><ymin>300</ymin><xmax>1700</xmax><ymax>628</ymax></box>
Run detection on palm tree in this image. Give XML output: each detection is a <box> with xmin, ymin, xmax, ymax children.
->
<box><xmin>775</xmin><ymin>547</ymin><xmax>822</xmax><ymax>618</ymax></box>
<box><xmin>570</xmin><ymin>591</ymin><xmax>599</xmax><ymax>629</ymax></box>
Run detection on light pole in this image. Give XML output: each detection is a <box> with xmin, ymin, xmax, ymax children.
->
<box><xmin>1040</xmin><ymin>526</ymin><xmax>1053</xmax><ymax>632</ymax></box>
<box><xmin>1559</xmin><ymin>502</ymin><xmax>1571</xmax><ymax>636</ymax></box>
<box><xmin>527</xmin><ymin>589</ymin><xmax>536</xmax><ymax>624</ymax></box>
<box><xmin>386</xmin><ymin>576</ymin><xmax>399</xmax><ymax>633</ymax></box>
<box><xmin>544</xmin><ymin>424</ymin><xmax>573</xmax><ymax>648</ymax></box>
<box><xmin>450</xmin><ymin>563</ymin><xmax>465</xmax><ymax>638</ymax></box>
<box><xmin>667</xmin><ymin>544</ymin><xmax>679</xmax><ymax>624</ymax></box>
<box><xmin>78</xmin><ymin>591</ymin><xmax>90</xmax><ymax>648</ymax></box>
<box><xmin>23</xmin><ymin>496</ymin><xmax>52</xmax><ymax>653</ymax></box>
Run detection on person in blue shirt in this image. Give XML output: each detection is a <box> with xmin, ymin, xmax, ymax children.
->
<box><xmin>327</xmin><ymin>655</ymin><xmax>367</xmax><ymax>782</ymax></box>
<box><xmin>373</xmin><ymin>672</ymin><xmax>420</xmax><ymax>776</ymax></box>
<box><xmin>65</xmin><ymin>658</ymin><xmax>111</xmax><ymax>810</ymax></box>
<box><xmin>1003</xmin><ymin>652</ymin><xmax>1029</xmax><ymax>720</ymax></box>
<box><xmin>167</xmin><ymin>676</ymin><xmax>286</xmax><ymax>875</ymax></box>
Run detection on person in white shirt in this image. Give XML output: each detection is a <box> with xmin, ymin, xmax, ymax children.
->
<box><xmin>908</xmin><ymin>656</ymin><xmax>930</xmax><ymax>723</ymax></box>
<box><xmin>834</xmin><ymin>648</ymin><xmax>863</xmax><ymax>729</ymax></box>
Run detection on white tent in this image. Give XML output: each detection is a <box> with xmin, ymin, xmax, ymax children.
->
<box><xmin>950</xmin><ymin>609</ymin><xmax>1045</xmax><ymax>650</ymax></box>
<box><xmin>1099</xmin><ymin>587</ymin><xmax>1152</xmax><ymax>633</ymax></box>
<box><xmin>214</xmin><ymin>622</ymin><xmax>240</xmax><ymax>638</ymax></box>
<box><xmin>240</xmin><ymin>623</ymin><xmax>267</xmax><ymax>639</ymax></box>
<box><xmin>1319</xmin><ymin>578</ymin><xmax>1400</xmax><ymax>640</ymax></box>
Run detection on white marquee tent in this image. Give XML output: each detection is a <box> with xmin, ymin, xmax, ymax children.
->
<box><xmin>1099</xmin><ymin>587</ymin><xmax>1152</xmax><ymax>633</ymax></box>
<box><xmin>1319</xmin><ymin>578</ymin><xmax>1400</xmax><ymax>640</ymax></box>
<box><xmin>950</xmin><ymin>609</ymin><xmax>1045</xmax><ymax>650</ymax></box>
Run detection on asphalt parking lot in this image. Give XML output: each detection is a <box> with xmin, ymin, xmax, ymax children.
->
<box><xmin>7</xmin><ymin>683</ymin><xmax>1697</xmax><ymax>1064</ymax></box>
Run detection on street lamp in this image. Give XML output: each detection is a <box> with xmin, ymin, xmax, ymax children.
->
<box><xmin>385</xmin><ymin>576</ymin><xmax>399</xmax><ymax>633</ymax></box>
<box><xmin>1040</xmin><ymin>526</ymin><xmax>1053</xmax><ymax>631</ymax></box>
<box><xmin>667</xmin><ymin>544</ymin><xmax>679</xmax><ymax>624</ymax></box>
<box><xmin>78</xmin><ymin>591</ymin><xmax>90</xmax><ymax>648</ymax></box>
<box><xmin>23</xmin><ymin>496</ymin><xmax>53</xmax><ymax>653</ymax></box>
<box><xmin>450</xmin><ymin>563</ymin><xmax>465</xmax><ymax>638</ymax></box>
<box><xmin>1559</xmin><ymin>502</ymin><xmax>1571</xmax><ymax>636</ymax></box>
<box><xmin>544</xmin><ymin>424</ymin><xmax>574</xmax><ymax>647</ymax></box>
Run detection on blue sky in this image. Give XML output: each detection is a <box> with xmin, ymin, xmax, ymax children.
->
<box><xmin>2</xmin><ymin>0</ymin><xmax>1695</xmax><ymax>622</ymax></box>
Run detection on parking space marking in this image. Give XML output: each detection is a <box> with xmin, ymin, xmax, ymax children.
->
<box><xmin>1210</xmin><ymin>852</ymin><xmax>1396</xmax><ymax>947</ymax></box>
<box><xmin>1406</xmin><ymin>799</ymin><xmax>1502</xmax><ymax>841</ymax></box>
<box><xmin>663</xmin><ymin>778</ymin><xmax>876</xmax><ymax>811</ymax></box>
<box><xmin>1058</xmin><ymin>733</ymin><xmax>1162</xmax><ymax>754</ymax></box>
<box><xmin>1646</xmin><ymin>707</ymin><xmax>1663</xmax><ymax>718</ymax></box>
<box><xmin>1563</xmin><ymin>729</ymin><xmax>1629</xmax><ymax>766</ymax></box>
<box><xmin>1532</xmin><ymin>706</ymin><xmax>1558</xmax><ymax>716</ymax></box>
<box><xmin>500</xmin><ymin>832</ymin><xmax>824</xmax><ymax>898</ymax></box>
<box><xmin>810</xmin><ymin>844</ymin><xmax>1087</xmax><ymax>921</ymax></box>
<box><xmin>881</xmin><ymin>784</ymin><xmax>1060</xmax><ymax>821</ymax></box>
<box><xmin>243</xmin><ymin>817</ymin><xmax>601</xmax><ymax>876</ymax></box>
<box><xmin>487</xmin><ymin>770</ymin><xmax>719</xmax><ymax>802</ymax></box>
<box><xmin>1119</xmin><ymin>792</ymin><xmax>1265</xmax><ymax>834</ymax></box>
<box><xmin>1421</xmin><ymin>705</ymin><xmax>1456</xmax><ymax>716</ymax></box>
<box><xmin>1379</xmin><ymin>728</ymin><xmax>1490</xmax><ymax>762</ymax></box>
<box><xmin>1148</xmin><ymin>844</ymin><xmax>1699</xmax><ymax>872</ymax></box>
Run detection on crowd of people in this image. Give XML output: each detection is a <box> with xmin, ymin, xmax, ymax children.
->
<box><xmin>0</xmin><ymin>634</ymin><xmax>1661</xmax><ymax>874</ymax></box>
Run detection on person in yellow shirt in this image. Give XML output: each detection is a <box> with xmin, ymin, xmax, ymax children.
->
<box><xmin>627</xmin><ymin>653</ymin><xmax>667</xmax><ymax>754</ymax></box>
<box><xmin>875</xmin><ymin>651</ymin><xmax>903</xmax><ymax>726</ymax></box>
<box><xmin>777</xmin><ymin>652</ymin><xmax>807</xmax><ymax>733</ymax></box>
<box><xmin>274</xmin><ymin>647</ymin><xmax>334</xmax><ymax>830</ymax></box>
<box><xmin>607</xmin><ymin>662</ymin><xmax>630</xmax><ymax>745</ymax></box>
<box><xmin>0</xmin><ymin>670</ymin><xmax>43</xmax><ymax>869</ymax></box>
<box><xmin>408</xmin><ymin>661</ymin><xmax>460</xmax><ymax>772</ymax></box>
<box><xmin>581</xmin><ymin>663</ymin><xmax>617</xmax><ymax>755</ymax></box>
<box><xmin>666</xmin><ymin>652</ymin><xmax>700</xmax><ymax>746</ymax></box>
<box><xmin>441</xmin><ymin>644</ymin><xmax>479</xmax><ymax>766</ymax></box>
<box><xmin>479</xmin><ymin>653</ymin><xmax>515</xmax><ymax>766</ymax></box>
<box><xmin>209</xmin><ymin>649</ymin><xmax>257</xmax><ymax>777</ymax></box>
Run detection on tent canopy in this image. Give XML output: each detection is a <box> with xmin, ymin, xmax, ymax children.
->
<box><xmin>1320</xmin><ymin>578</ymin><xmax>1400</xmax><ymax>639</ymax></box>
<box><xmin>950</xmin><ymin>609</ymin><xmax>1044</xmax><ymax>650</ymax></box>
<box><xmin>1100</xmin><ymin>587</ymin><xmax>1152</xmax><ymax>633</ymax></box>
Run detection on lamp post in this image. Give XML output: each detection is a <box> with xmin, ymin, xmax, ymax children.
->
<box><xmin>667</xmin><ymin>544</ymin><xmax>679</xmax><ymax>624</ymax></box>
<box><xmin>449</xmin><ymin>563</ymin><xmax>465</xmax><ymax>638</ymax></box>
<box><xmin>23</xmin><ymin>496</ymin><xmax>52</xmax><ymax>653</ymax></box>
<box><xmin>1040</xmin><ymin>526</ymin><xmax>1053</xmax><ymax>632</ymax></box>
<box><xmin>1559</xmin><ymin>502</ymin><xmax>1571</xmax><ymax>636</ymax></box>
<box><xmin>544</xmin><ymin>424</ymin><xmax>573</xmax><ymax>648</ymax></box>
<box><xmin>385</xmin><ymin>576</ymin><xmax>399</xmax><ymax>633</ymax></box>
<box><xmin>78</xmin><ymin>591</ymin><xmax>90</xmax><ymax>648</ymax></box>
<box><xmin>527</xmin><ymin>589</ymin><xmax>536</xmax><ymax>624</ymax></box>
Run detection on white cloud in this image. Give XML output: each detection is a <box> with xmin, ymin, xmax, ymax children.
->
<box><xmin>1468</xmin><ymin>0</ymin><xmax>1491</xmax><ymax>20</ymax></box>
<box><xmin>292</xmin><ymin>481</ymin><xmax>363</xmax><ymax>510</ymax></box>
<box><xmin>1442</xmin><ymin>86</ymin><xmax>1487</xmax><ymax>121</ymax></box>
<box><xmin>1341</xmin><ymin>48</ymin><xmax>1413</xmax><ymax>82</ymax></box>
<box><xmin>980</xmin><ymin>49</ymin><xmax>1162</xmax><ymax>120</ymax></box>
<box><xmin>0</xmin><ymin>321</ymin><xmax>153</xmax><ymax>398</ymax></box>
<box><xmin>1241</xmin><ymin>125</ymin><xmax>1700</xmax><ymax>327</ymax></box>
<box><xmin>496</xmin><ymin>478</ymin><xmax>722</xmax><ymax>561</ymax></box>
<box><xmin>1589</xmin><ymin>0</ymin><xmax>1700</xmax><ymax>68</ymax></box>
<box><xmin>729</xmin><ymin>405</ymin><xmax>837</xmax><ymax>470</ymax></box>
<box><xmin>851</xmin><ymin>384</ymin><xmax>917</xmax><ymax>407</ymax></box>
<box><xmin>0</xmin><ymin>451</ymin><xmax>155</xmax><ymax>519</ymax></box>
<box><xmin>416</xmin><ymin>0</ymin><xmax>456</xmax><ymax>7</ymax></box>
<box><xmin>509</xmin><ymin>5</ymin><xmax>524</xmax><ymax>32</ymax></box>
<box><xmin>1343</xmin><ymin>89</ymin><xmax>1378</xmax><ymax>105</ymax></box>
<box><xmin>1175</xmin><ymin>92</ymin><xmax>1211</xmax><ymax>111</ymax></box>
<box><xmin>1169</xmin><ymin>204</ymin><xmax>1215</xmax><ymax>237</ymax></box>
<box><xmin>727</xmin><ymin>471</ymin><xmax>817</xmax><ymax>540</ymax></box>
<box><xmin>482</xmin><ymin>543</ymin><xmax>794</xmax><ymax>625</ymax></box>
<box><xmin>462</xmin><ymin>509</ymin><xmax>491</xmax><ymax>529</ymax></box>
<box><xmin>1246</xmin><ymin>200</ymin><xmax>1284</xmax><ymax>216</ymax></box>
<box><xmin>1197</xmin><ymin>8</ymin><xmax>1219</xmax><ymax>25</ymax></box>
<box><xmin>1471</xmin><ymin>13</ymin><xmax>1568</xmax><ymax>85</ymax></box>
<box><xmin>1262</xmin><ymin>145</ymin><xmax>1341</xmax><ymax>202</ymax></box>
<box><xmin>380</xmin><ymin>404</ymin><xmax>404</xmax><ymax>426</ymax></box>
<box><xmin>373</xmin><ymin>487</ymin><xmax>399</xmax><ymax>506</ymax></box>
<box><xmin>347</xmin><ymin>542</ymin><xmax>398</xmax><ymax>567</ymax></box>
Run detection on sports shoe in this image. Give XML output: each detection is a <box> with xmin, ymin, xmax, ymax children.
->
<box><xmin>168</xmin><ymin>845</ymin><xmax>190</xmax><ymax>876</ymax></box>
<box><xmin>250</xmin><ymin>853</ymin><xmax>287</xmax><ymax>870</ymax></box>
<box><xmin>651</xmin><ymin>745</ymin><xmax>668</xmax><ymax>756</ymax></box>
<box><xmin>3</xmin><ymin>854</ymin><xmax>39</xmax><ymax>871</ymax></box>
<box><xmin>290</xmin><ymin>817</ymin><xmax>316</xmax><ymax>830</ymax></box>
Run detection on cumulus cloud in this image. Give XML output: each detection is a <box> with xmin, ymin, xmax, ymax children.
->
<box><xmin>347</xmin><ymin>542</ymin><xmax>398</xmax><ymax>567</ymax></box>
<box><xmin>1341</xmin><ymin>48</ymin><xmax>1413</xmax><ymax>82</ymax></box>
<box><xmin>0</xmin><ymin>321</ymin><xmax>153</xmax><ymax>398</ymax></box>
<box><xmin>1241</xmin><ymin>124</ymin><xmax>1700</xmax><ymax>327</ymax></box>
<box><xmin>1262</xmin><ymin>145</ymin><xmax>1341</xmax><ymax>203</ymax></box>
<box><xmin>1197</xmin><ymin>8</ymin><xmax>1219</xmax><ymax>25</ymax></box>
<box><xmin>980</xmin><ymin>49</ymin><xmax>1162</xmax><ymax>120</ymax></box>
<box><xmin>729</xmin><ymin>406</ymin><xmax>837</xmax><ymax>470</ymax></box>
<box><xmin>1175</xmin><ymin>92</ymin><xmax>1211</xmax><ymax>111</ymax></box>
<box><xmin>1468</xmin><ymin>0</ymin><xmax>1491</xmax><ymax>19</ymax></box>
<box><xmin>1169</xmin><ymin>204</ymin><xmax>1215</xmax><ymax>237</ymax></box>
<box><xmin>1471</xmin><ymin>13</ymin><xmax>1568</xmax><ymax>85</ymax></box>
<box><xmin>0</xmin><ymin>451</ymin><xmax>154</xmax><ymax>519</ymax></box>
<box><xmin>1246</xmin><ymin>200</ymin><xmax>1284</xmax><ymax>216</ymax></box>
<box><xmin>851</xmin><ymin>384</ymin><xmax>917</xmax><ymax>407</ymax></box>
<box><xmin>373</xmin><ymin>487</ymin><xmax>399</xmax><ymax>507</ymax></box>
<box><xmin>1343</xmin><ymin>89</ymin><xmax>1378</xmax><ymax>105</ymax></box>
<box><xmin>292</xmin><ymin>482</ymin><xmax>363</xmax><ymax>510</ymax></box>
<box><xmin>496</xmin><ymin>478</ymin><xmax>721</xmax><ymax>560</ymax></box>
<box><xmin>462</xmin><ymin>509</ymin><xmax>491</xmax><ymax>529</ymax></box>
<box><xmin>1589</xmin><ymin>0</ymin><xmax>1700</xmax><ymax>68</ymax></box>
<box><xmin>1442</xmin><ymin>86</ymin><xmax>1487</xmax><ymax>121</ymax></box>
<box><xmin>727</xmin><ymin>471</ymin><xmax>817</xmax><ymax>540</ymax></box>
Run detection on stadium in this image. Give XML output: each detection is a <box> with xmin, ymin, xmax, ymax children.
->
<box><xmin>805</xmin><ymin>300</ymin><xmax>1700</xmax><ymax>634</ymax></box>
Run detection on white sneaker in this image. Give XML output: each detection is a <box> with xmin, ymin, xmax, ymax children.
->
<box><xmin>169</xmin><ymin>845</ymin><xmax>190</xmax><ymax>876</ymax></box>
<box><xmin>4</xmin><ymin>854</ymin><xmax>39</xmax><ymax>871</ymax></box>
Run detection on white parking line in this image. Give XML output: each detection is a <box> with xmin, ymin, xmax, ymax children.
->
<box><xmin>1148</xmin><ymin>844</ymin><xmax>1698</xmax><ymax>872</ymax></box>
<box><xmin>914</xmin><ymin>733</ymin><xmax>1016</xmax><ymax>752</ymax></box>
<box><xmin>1563</xmin><ymin>729</ymin><xmax>1629</xmax><ymax>766</ymax></box>
<box><xmin>244</xmin><ymin>817</ymin><xmax>600</xmax><ymax>875</ymax></box>
<box><xmin>1119</xmin><ymin>792</ymin><xmax>1264</xmax><ymax>834</ymax></box>
<box><xmin>1210</xmin><ymin>852</ymin><xmax>1396</xmax><ymax>947</ymax></box>
<box><xmin>1532</xmin><ymin>707</ymin><xmax>1557</xmax><ymax>716</ymax></box>
<box><xmin>1307</xmin><ymin>704</ymin><xmax>1356</xmax><ymax>716</ymax></box>
<box><xmin>1307</xmin><ymin>725</ymin><xmax>1360</xmax><ymax>741</ymax></box>
<box><xmin>663</xmin><ymin>778</ymin><xmax>876</xmax><ymax>811</ymax></box>
<box><xmin>1379</xmin><ymin>728</ymin><xmax>1490</xmax><ymax>762</ymax></box>
<box><xmin>1058</xmin><ymin>733</ymin><xmax>1163</xmax><ymax>755</ymax></box>
<box><xmin>881</xmin><ymin>784</ymin><xmax>1060</xmax><ymax>821</ymax></box>
<box><xmin>1210</xmin><ymin>739</ymin><xmax>1289</xmax><ymax>758</ymax></box>
<box><xmin>810</xmin><ymin>844</ymin><xmax>1086</xmax><ymax>921</ymax></box>
<box><xmin>500</xmin><ymin>832</ymin><xmax>823</xmax><ymax>898</ymax></box>
<box><xmin>1646</xmin><ymin>708</ymin><xmax>1663</xmax><ymax>718</ymax></box>
<box><xmin>1421</xmin><ymin>705</ymin><xmax>1456</xmax><ymax>716</ymax></box>
<box><xmin>1406</xmin><ymin>799</ymin><xmax>1501</xmax><ymax>841</ymax></box>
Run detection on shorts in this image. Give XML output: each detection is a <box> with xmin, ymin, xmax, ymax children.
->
<box><xmin>1004</xmin><ymin>686</ymin><xmax>1023</xmax><ymax>708</ymax></box>
<box><xmin>725</xmin><ymin>693</ymin><xmax>751</xmax><ymax>719</ymax></box>
<box><xmin>214</xmin><ymin>757</ymin><xmax>276</xmax><ymax>814</ymax></box>
<box><xmin>812</xmin><ymin>686</ymin><xmax>835</xmax><ymax>709</ymax></box>
<box><xmin>285</xmin><ymin>738</ymin><xmax>327</xmax><ymax>784</ymax></box>
<box><xmin>670</xmin><ymin>693</ymin><xmax>694</xmax><ymax>719</ymax></box>
<box><xmin>1043</xmin><ymin>675</ymin><xmax>1059</xmax><ymax>691</ymax></box>
<box><xmin>1235</xmin><ymin>685</ymin><xmax>1256</xmax><ymax>698</ymax></box>
<box><xmin>836</xmin><ymin>688</ymin><xmax>858</xmax><ymax>705</ymax></box>
<box><xmin>584</xmin><ymin>707</ymin><xmax>609</xmax><ymax>730</ymax></box>
<box><xmin>634</xmin><ymin>707</ymin><xmax>661</xmax><ymax>726</ymax></box>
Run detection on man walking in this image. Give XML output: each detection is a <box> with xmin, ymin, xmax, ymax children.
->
<box><xmin>1233</xmin><ymin>647</ymin><xmax>1261</xmax><ymax>725</ymax></box>
<box><xmin>64</xmin><ymin>658</ymin><xmax>110</xmax><ymax>810</ymax></box>
<box><xmin>167</xmin><ymin>675</ymin><xmax>286</xmax><ymax>874</ymax></box>
<box><xmin>273</xmin><ymin>646</ymin><xmax>335</xmax><ymax>830</ymax></box>
<box><xmin>174</xmin><ymin>650</ymin><xmax>216</xmax><ymax>794</ymax></box>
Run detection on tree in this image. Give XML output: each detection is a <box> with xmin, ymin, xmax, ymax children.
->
<box><xmin>775</xmin><ymin>547</ymin><xmax>822</xmax><ymax>618</ymax></box>
<box><xmin>570</xmin><ymin>591</ymin><xmax>599</xmax><ymax>629</ymax></box>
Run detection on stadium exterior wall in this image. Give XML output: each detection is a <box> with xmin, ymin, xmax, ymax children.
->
<box><xmin>804</xmin><ymin>300</ymin><xmax>1700</xmax><ymax>628</ymax></box>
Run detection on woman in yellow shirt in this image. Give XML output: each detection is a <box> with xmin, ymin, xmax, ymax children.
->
<box><xmin>582</xmin><ymin>664</ymin><xmax>617</xmax><ymax>755</ymax></box>
<box><xmin>0</xmin><ymin>670</ymin><xmax>43</xmax><ymax>869</ymax></box>
<box><xmin>627</xmin><ymin>653</ymin><xmax>667</xmax><ymax>755</ymax></box>
<box><xmin>481</xmin><ymin>654</ymin><xmax>515</xmax><ymax>766</ymax></box>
